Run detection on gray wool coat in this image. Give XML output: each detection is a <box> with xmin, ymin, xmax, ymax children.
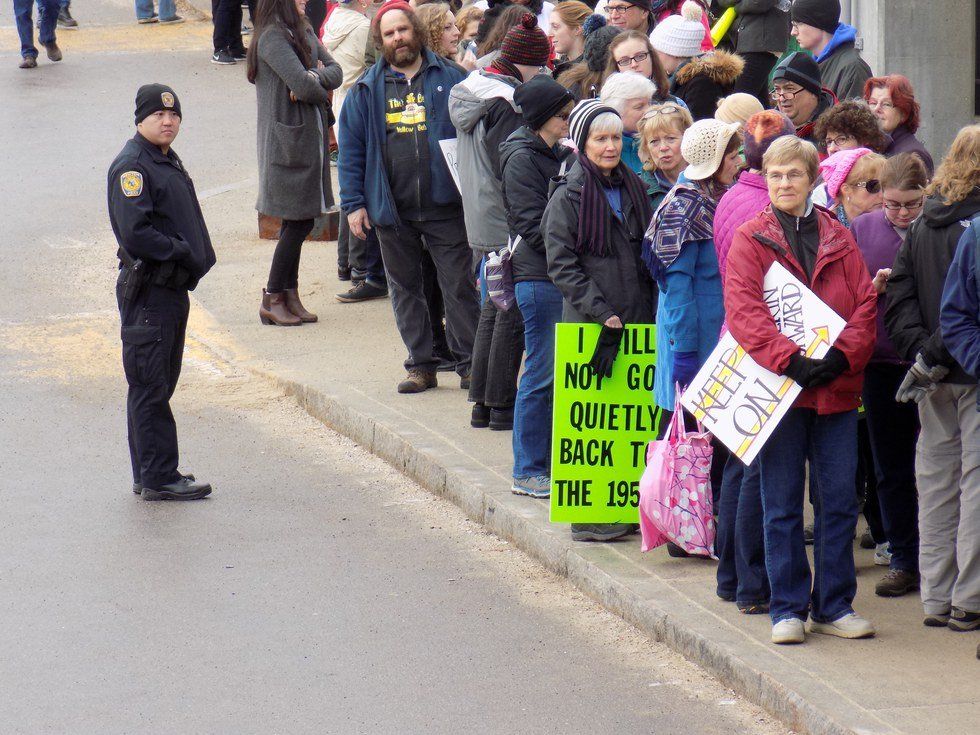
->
<box><xmin>254</xmin><ymin>25</ymin><xmax>342</xmax><ymax>221</ymax></box>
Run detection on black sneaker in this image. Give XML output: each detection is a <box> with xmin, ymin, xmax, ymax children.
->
<box><xmin>489</xmin><ymin>407</ymin><xmax>513</xmax><ymax>431</ymax></box>
<box><xmin>230</xmin><ymin>46</ymin><xmax>247</xmax><ymax>60</ymax></box>
<box><xmin>336</xmin><ymin>280</ymin><xmax>388</xmax><ymax>303</ymax></box>
<box><xmin>58</xmin><ymin>7</ymin><xmax>78</xmax><ymax>28</ymax></box>
<box><xmin>948</xmin><ymin>606</ymin><xmax>980</xmax><ymax>632</ymax></box>
<box><xmin>211</xmin><ymin>48</ymin><xmax>236</xmax><ymax>65</ymax></box>
<box><xmin>133</xmin><ymin>472</ymin><xmax>196</xmax><ymax>495</ymax></box>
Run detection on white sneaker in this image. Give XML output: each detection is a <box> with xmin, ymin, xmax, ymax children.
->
<box><xmin>771</xmin><ymin>618</ymin><xmax>805</xmax><ymax>644</ymax></box>
<box><xmin>809</xmin><ymin>613</ymin><xmax>875</xmax><ymax>639</ymax></box>
<box><xmin>874</xmin><ymin>542</ymin><xmax>892</xmax><ymax>566</ymax></box>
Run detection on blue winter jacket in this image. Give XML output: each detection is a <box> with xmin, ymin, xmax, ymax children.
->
<box><xmin>940</xmin><ymin>217</ymin><xmax>980</xmax><ymax>401</ymax></box>
<box><xmin>649</xmin><ymin>177</ymin><xmax>724</xmax><ymax>410</ymax></box>
<box><xmin>337</xmin><ymin>50</ymin><xmax>465</xmax><ymax>227</ymax></box>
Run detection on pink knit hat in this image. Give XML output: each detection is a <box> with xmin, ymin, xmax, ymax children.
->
<box><xmin>818</xmin><ymin>147</ymin><xmax>873</xmax><ymax>201</ymax></box>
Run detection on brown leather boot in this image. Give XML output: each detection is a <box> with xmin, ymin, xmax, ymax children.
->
<box><xmin>260</xmin><ymin>289</ymin><xmax>302</xmax><ymax>326</ymax></box>
<box><xmin>284</xmin><ymin>288</ymin><xmax>318</xmax><ymax>322</ymax></box>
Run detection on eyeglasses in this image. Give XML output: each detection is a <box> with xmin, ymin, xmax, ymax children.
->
<box><xmin>824</xmin><ymin>135</ymin><xmax>855</xmax><ymax>149</ymax></box>
<box><xmin>765</xmin><ymin>170</ymin><xmax>808</xmax><ymax>183</ymax></box>
<box><xmin>770</xmin><ymin>86</ymin><xmax>803</xmax><ymax>101</ymax></box>
<box><xmin>616</xmin><ymin>51</ymin><xmax>649</xmax><ymax>68</ymax></box>
<box><xmin>853</xmin><ymin>179</ymin><xmax>881</xmax><ymax>194</ymax></box>
<box><xmin>641</xmin><ymin>105</ymin><xmax>682</xmax><ymax>118</ymax></box>
<box><xmin>605</xmin><ymin>4</ymin><xmax>635</xmax><ymax>15</ymax></box>
<box><xmin>868</xmin><ymin>100</ymin><xmax>895</xmax><ymax>111</ymax></box>
<box><xmin>883</xmin><ymin>197</ymin><xmax>924</xmax><ymax>212</ymax></box>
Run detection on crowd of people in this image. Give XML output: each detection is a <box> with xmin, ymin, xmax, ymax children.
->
<box><xmin>244</xmin><ymin>0</ymin><xmax>980</xmax><ymax>648</ymax></box>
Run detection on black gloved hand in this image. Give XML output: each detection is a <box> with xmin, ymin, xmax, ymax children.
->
<box><xmin>588</xmin><ymin>325</ymin><xmax>625</xmax><ymax>379</ymax></box>
<box><xmin>808</xmin><ymin>347</ymin><xmax>849</xmax><ymax>388</ymax></box>
<box><xmin>782</xmin><ymin>353</ymin><xmax>824</xmax><ymax>389</ymax></box>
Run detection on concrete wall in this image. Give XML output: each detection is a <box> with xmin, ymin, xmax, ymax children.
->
<box><xmin>850</xmin><ymin>0</ymin><xmax>976</xmax><ymax>159</ymax></box>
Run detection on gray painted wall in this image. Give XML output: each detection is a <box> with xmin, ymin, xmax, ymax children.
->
<box><xmin>849</xmin><ymin>0</ymin><xmax>976</xmax><ymax>160</ymax></box>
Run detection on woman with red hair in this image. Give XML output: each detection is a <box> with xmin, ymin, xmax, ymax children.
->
<box><xmin>865</xmin><ymin>74</ymin><xmax>934</xmax><ymax>176</ymax></box>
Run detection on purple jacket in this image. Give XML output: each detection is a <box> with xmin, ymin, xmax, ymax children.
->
<box><xmin>713</xmin><ymin>169</ymin><xmax>771</xmax><ymax>286</ymax></box>
<box><xmin>851</xmin><ymin>208</ymin><xmax>906</xmax><ymax>364</ymax></box>
<box><xmin>886</xmin><ymin>125</ymin><xmax>934</xmax><ymax>177</ymax></box>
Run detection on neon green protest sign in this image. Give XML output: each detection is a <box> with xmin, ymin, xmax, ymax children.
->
<box><xmin>550</xmin><ymin>323</ymin><xmax>662</xmax><ymax>524</ymax></box>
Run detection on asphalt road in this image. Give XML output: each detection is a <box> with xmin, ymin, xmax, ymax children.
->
<box><xmin>0</xmin><ymin>4</ymin><xmax>786</xmax><ymax>733</ymax></box>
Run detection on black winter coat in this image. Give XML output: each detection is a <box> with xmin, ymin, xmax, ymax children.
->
<box><xmin>542</xmin><ymin>160</ymin><xmax>655</xmax><ymax>324</ymax></box>
<box><xmin>717</xmin><ymin>0</ymin><xmax>790</xmax><ymax>54</ymax></box>
<box><xmin>669</xmin><ymin>50</ymin><xmax>744</xmax><ymax>122</ymax></box>
<box><xmin>499</xmin><ymin>127</ymin><xmax>572</xmax><ymax>282</ymax></box>
<box><xmin>884</xmin><ymin>191</ymin><xmax>980</xmax><ymax>384</ymax></box>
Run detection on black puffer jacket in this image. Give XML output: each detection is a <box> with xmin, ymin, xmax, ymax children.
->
<box><xmin>500</xmin><ymin>126</ymin><xmax>572</xmax><ymax>282</ymax></box>
<box><xmin>542</xmin><ymin>160</ymin><xmax>655</xmax><ymax>324</ymax></box>
<box><xmin>884</xmin><ymin>191</ymin><xmax>980</xmax><ymax>384</ymax></box>
<box><xmin>669</xmin><ymin>50</ymin><xmax>744</xmax><ymax>122</ymax></box>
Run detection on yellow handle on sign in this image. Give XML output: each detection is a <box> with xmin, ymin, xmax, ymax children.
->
<box><xmin>710</xmin><ymin>7</ymin><xmax>736</xmax><ymax>47</ymax></box>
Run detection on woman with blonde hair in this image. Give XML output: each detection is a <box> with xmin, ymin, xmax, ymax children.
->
<box><xmin>418</xmin><ymin>2</ymin><xmax>476</xmax><ymax>69</ymax></box>
<box><xmin>887</xmin><ymin>124</ymin><xmax>980</xmax><ymax>632</ymax></box>
<box><xmin>549</xmin><ymin>0</ymin><xmax>591</xmax><ymax>76</ymax></box>
<box><xmin>454</xmin><ymin>4</ymin><xmax>483</xmax><ymax>43</ymax></box>
<box><xmin>636</xmin><ymin>101</ymin><xmax>693</xmax><ymax>209</ymax></box>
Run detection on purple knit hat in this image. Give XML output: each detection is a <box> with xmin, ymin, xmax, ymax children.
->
<box><xmin>818</xmin><ymin>147</ymin><xmax>873</xmax><ymax>201</ymax></box>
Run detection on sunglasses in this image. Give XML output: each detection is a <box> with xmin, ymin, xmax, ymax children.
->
<box><xmin>853</xmin><ymin>179</ymin><xmax>881</xmax><ymax>194</ymax></box>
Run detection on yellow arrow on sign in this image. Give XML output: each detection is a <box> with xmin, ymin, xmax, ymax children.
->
<box><xmin>734</xmin><ymin>326</ymin><xmax>830</xmax><ymax>459</ymax></box>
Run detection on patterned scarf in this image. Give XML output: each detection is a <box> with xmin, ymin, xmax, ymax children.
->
<box><xmin>643</xmin><ymin>182</ymin><xmax>719</xmax><ymax>277</ymax></box>
<box><xmin>575</xmin><ymin>154</ymin><xmax>653</xmax><ymax>257</ymax></box>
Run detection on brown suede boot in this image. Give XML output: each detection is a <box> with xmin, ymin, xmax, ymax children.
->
<box><xmin>260</xmin><ymin>289</ymin><xmax>302</xmax><ymax>326</ymax></box>
<box><xmin>397</xmin><ymin>368</ymin><xmax>438</xmax><ymax>394</ymax></box>
<box><xmin>284</xmin><ymin>288</ymin><xmax>318</xmax><ymax>322</ymax></box>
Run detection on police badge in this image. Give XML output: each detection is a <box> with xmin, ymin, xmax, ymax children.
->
<box><xmin>121</xmin><ymin>171</ymin><xmax>144</xmax><ymax>197</ymax></box>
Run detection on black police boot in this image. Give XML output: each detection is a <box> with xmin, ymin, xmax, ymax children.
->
<box><xmin>133</xmin><ymin>472</ymin><xmax>195</xmax><ymax>495</ymax></box>
<box><xmin>142</xmin><ymin>476</ymin><xmax>212</xmax><ymax>501</ymax></box>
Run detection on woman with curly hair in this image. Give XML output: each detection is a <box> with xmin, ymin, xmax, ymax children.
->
<box><xmin>811</xmin><ymin>100</ymin><xmax>888</xmax><ymax>207</ymax></box>
<box><xmin>418</xmin><ymin>2</ymin><xmax>476</xmax><ymax>69</ymax></box>
<box><xmin>865</xmin><ymin>74</ymin><xmax>935</xmax><ymax>175</ymax></box>
<box><xmin>455</xmin><ymin>4</ymin><xmax>483</xmax><ymax>43</ymax></box>
<box><xmin>887</xmin><ymin>125</ymin><xmax>980</xmax><ymax>631</ymax></box>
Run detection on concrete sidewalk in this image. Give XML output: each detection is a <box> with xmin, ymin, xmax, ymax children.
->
<box><xmin>188</xmin><ymin>187</ymin><xmax>978</xmax><ymax>735</ymax></box>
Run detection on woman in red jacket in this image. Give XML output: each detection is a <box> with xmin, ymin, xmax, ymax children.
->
<box><xmin>724</xmin><ymin>135</ymin><xmax>877</xmax><ymax>645</ymax></box>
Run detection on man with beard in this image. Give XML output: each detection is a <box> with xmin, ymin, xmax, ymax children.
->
<box><xmin>338</xmin><ymin>1</ymin><xmax>480</xmax><ymax>394</ymax></box>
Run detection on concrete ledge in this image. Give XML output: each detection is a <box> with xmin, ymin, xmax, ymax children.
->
<box><xmin>220</xmin><ymin>358</ymin><xmax>898</xmax><ymax>735</ymax></box>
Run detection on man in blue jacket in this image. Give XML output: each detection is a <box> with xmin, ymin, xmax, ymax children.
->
<box><xmin>790</xmin><ymin>0</ymin><xmax>872</xmax><ymax>101</ymax></box>
<box><xmin>338</xmin><ymin>1</ymin><xmax>479</xmax><ymax>394</ymax></box>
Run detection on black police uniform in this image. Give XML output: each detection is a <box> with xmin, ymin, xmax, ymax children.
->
<box><xmin>107</xmin><ymin>132</ymin><xmax>216</xmax><ymax>492</ymax></box>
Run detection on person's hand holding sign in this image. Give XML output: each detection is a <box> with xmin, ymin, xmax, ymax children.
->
<box><xmin>589</xmin><ymin>318</ymin><xmax>625</xmax><ymax>378</ymax></box>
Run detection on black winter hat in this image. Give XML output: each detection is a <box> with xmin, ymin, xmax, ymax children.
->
<box><xmin>515</xmin><ymin>75</ymin><xmax>575</xmax><ymax>130</ymax></box>
<box><xmin>583</xmin><ymin>23</ymin><xmax>623</xmax><ymax>73</ymax></box>
<box><xmin>135</xmin><ymin>83</ymin><xmax>181</xmax><ymax>125</ymax></box>
<box><xmin>791</xmin><ymin>0</ymin><xmax>841</xmax><ymax>35</ymax></box>
<box><xmin>772</xmin><ymin>51</ymin><xmax>823</xmax><ymax>97</ymax></box>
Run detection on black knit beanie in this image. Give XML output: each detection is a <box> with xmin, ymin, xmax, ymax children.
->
<box><xmin>772</xmin><ymin>52</ymin><xmax>823</xmax><ymax>97</ymax></box>
<box><xmin>135</xmin><ymin>83</ymin><xmax>181</xmax><ymax>125</ymax></box>
<box><xmin>583</xmin><ymin>24</ymin><xmax>622</xmax><ymax>73</ymax></box>
<box><xmin>515</xmin><ymin>75</ymin><xmax>576</xmax><ymax>130</ymax></box>
<box><xmin>791</xmin><ymin>0</ymin><xmax>841</xmax><ymax>35</ymax></box>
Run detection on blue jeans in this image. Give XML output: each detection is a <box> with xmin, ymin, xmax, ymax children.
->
<box><xmin>716</xmin><ymin>454</ymin><xmax>770</xmax><ymax>605</ymax></box>
<box><xmin>758</xmin><ymin>408</ymin><xmax>859</xmax><ymax>624</ymax></box>
<box><xmin>512</xmin><ymin>280</ymin><xmax>563</xmax><ymax>479</ymax></box>
<box><xmin>135</xmin><ymin>0</ymin><xmax>177</xmax><ymax>21</ymax></box>
<box><xmin>15</xmin><ymin>0</ymin><xmax>58</xmax><ymax>57</ymax></box>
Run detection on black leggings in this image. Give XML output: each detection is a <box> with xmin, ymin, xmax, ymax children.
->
<box><xmin>267</xmin><ymin>218</ymin><xmax>314</xmax><ymax>293</ymax></box>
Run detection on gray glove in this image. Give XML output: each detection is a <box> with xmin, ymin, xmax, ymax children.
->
<box><xmin>895</xmin><ymin>353</ymin><xmax>949</xmax><ymax>403</ymax></box>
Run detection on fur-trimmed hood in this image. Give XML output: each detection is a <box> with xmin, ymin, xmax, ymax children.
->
<box><xmin>673</xmin><ymin>50</ymin><xmax>744</xmax><ymax>88</ymax></box>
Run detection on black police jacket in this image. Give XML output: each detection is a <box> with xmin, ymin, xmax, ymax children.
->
<box><xmin>107</xmin><ymin>133</ymin><xmax>216</xmax><ymax>290</ymax></box>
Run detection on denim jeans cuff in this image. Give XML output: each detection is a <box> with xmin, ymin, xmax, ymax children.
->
<box><xmin>811</xmin><ymin>607</ymin><xmax>854</xmax><ymax>625</ymax></box>
<box><xmin>771</xmin><ymin>613</ymin><xmax>803</xmax><ymax>624</ymax></box>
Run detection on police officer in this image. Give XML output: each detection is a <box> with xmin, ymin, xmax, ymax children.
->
<box><xmin>108</xmin><ymin>83</ymin><xmax>216</xmax><ymax>501</ymax></box>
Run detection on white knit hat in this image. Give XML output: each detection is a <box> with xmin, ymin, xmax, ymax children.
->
<box><xmin>649</xmin><ymin>0</ymin><xmax>706</xmax><ymax>59</ymax></box>
<box><xmin>681</xmin><ymin>118</ymin><xmax>741</xmax><ymax>181</ymax></box>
